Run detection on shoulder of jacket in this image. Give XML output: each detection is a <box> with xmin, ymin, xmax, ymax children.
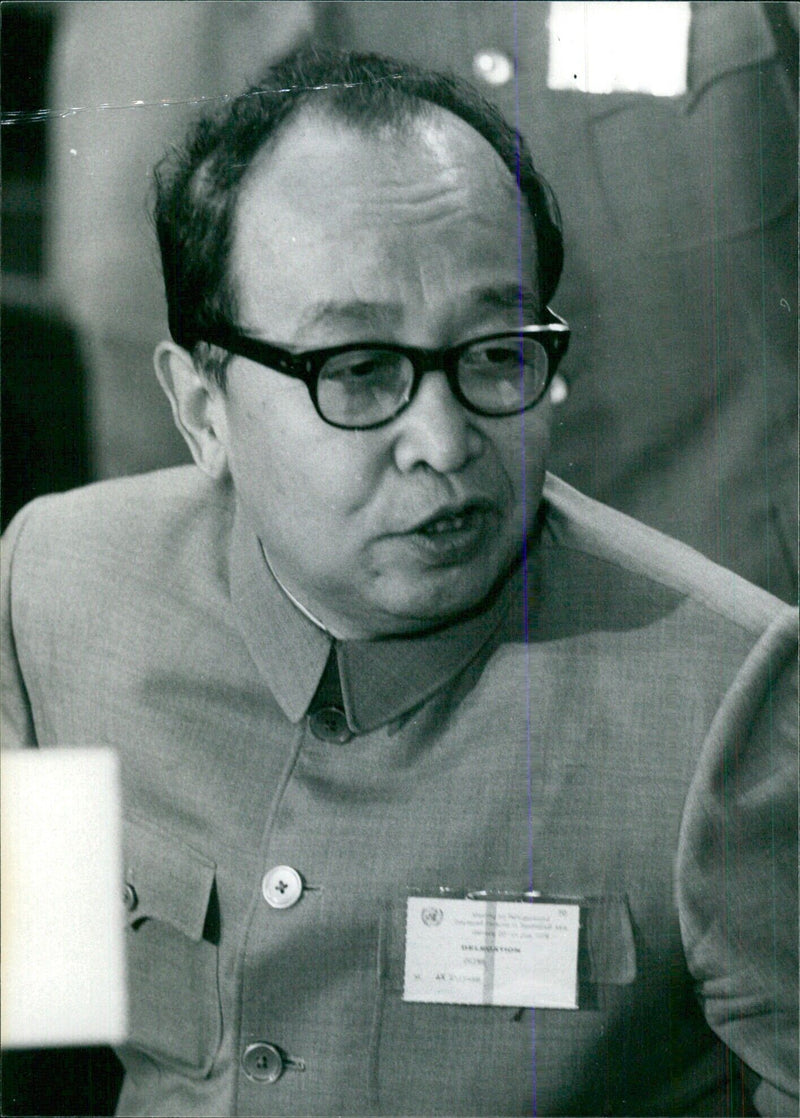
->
<box><xmin>3</xmin><ymin>467</ymin><xmax>232</xmax><ymax>581</ymax></box>
<box><xmin>540</xmin><ymin>473</ymin><xmax>797</xmax><ymax>638</ymax></box>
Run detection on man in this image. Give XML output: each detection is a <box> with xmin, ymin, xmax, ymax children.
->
<box><xmin>2</xmin><ymin>49</ymin><xmax>797</xmax><ymax>1117</ymax></box>
<box><xmin>43</xmin><ymin>3</ymin><xmax>798</xmax><ymax>601</ymax></box>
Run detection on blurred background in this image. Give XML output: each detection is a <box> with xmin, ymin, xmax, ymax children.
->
<box><xmin>1</xmin><ymin>1</ymin><xmax>797</xmax><ymax>1111</ymax></box>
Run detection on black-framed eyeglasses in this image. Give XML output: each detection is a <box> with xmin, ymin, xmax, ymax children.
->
<box><xmin>203</xmin><ymin>308</ymin><xmax>570</xmax><ymax>431</ymax></box>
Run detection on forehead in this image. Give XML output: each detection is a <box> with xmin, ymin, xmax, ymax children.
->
<box><xmin>230</xmin><ymin>106</ymin><xmax>538</xmax><ymax>337</ymax></box>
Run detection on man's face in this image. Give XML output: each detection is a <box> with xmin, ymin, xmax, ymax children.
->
<box><xmin>216</xmin><ymin>107</ymin><xmax>552</xmax><ymax>638</ymax></box>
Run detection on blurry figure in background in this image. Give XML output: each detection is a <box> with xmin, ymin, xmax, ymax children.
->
<box><xmin>46</xmin><ymin>1</ymin><xmax>797</xmax><ymax>601</ymax></box>
<box><xmin>46</xmin><ymin>0</ymin><xmax>320</xmax><ymax>479</ymax></box>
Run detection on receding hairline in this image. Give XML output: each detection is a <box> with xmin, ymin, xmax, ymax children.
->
<box><xmin>227</xmin><ymin>100</ymin><xmax>538</xmax><ymax>328</ymax></box>
<box><xmin>153</xmin><ymin>47</ymin><xmax>564</xmax><ymax>378</ymax></box>
<box><xmin>235</xmin><ymin>94</ymin><xmax>520</xmax><ymax>201</ymax></box>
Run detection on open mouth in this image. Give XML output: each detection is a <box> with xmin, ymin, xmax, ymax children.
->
<box><xmin>417</xmin><ymin>507</ymin><xmax>483</xmax><ymax>536</ymax></box>
<box><xmin>403</xmin><ymin>502</ymin><xmax>495</xmax><ymax>562</ymax></box>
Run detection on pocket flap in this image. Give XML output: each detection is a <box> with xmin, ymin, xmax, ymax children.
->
<box><xmin>122</xmin><ymin>817</ymin><xmax>215</xmax><ymax>941</ymax></box>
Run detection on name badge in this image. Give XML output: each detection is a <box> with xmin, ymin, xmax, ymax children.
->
<box><xmin>403</xmin><ymin>897</ymin><xmax>580</xmax><ymax>1008</ymax></box>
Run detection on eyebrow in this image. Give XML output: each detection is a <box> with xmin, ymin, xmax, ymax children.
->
<box><xmin>294</xmin><ymin>285</ymin><xmax>542</xmax><ymax>336</ymax></box>
<box><xmin>472</xmin><ymin>284</ymin><xmax>542</xmax><ymax>321</ymax></box>
<box><xmin>294</xmin><ymin>299</ymin><xmax>402</xmax><ymax>334</ymax></box>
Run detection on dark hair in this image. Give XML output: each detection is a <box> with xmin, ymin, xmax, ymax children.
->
<box><xmin>153</xmin><ymin>47</ymin><xmax>564</xmax><ymax>385</ymax></box>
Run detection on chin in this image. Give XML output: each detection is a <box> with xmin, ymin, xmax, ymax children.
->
<box><xmin>386</xmin><ymin>567</ymin><xmax>510</xmax><ymax>631</ymax></box>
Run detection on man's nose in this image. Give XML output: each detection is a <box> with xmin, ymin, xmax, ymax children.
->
<box><xmin>392</xmin><ymin>370</ymin><xmax>483</xmax><ymax>474</ymax></box>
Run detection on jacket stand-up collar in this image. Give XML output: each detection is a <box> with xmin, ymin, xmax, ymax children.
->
<box><xmin>230</xmin><ymin>506</ymin><xmax>518</xmax><ymax>734</ymax></box>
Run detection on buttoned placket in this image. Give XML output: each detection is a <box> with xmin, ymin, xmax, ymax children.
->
<box><xmin>228</xmin><ymin>506</ymin><xmax>528</xmax><ymax>1111</ymax></box>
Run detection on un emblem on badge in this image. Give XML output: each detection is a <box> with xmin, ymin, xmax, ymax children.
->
<box><xmin>421</xmin><ymin>906</ymin><xmax>444</xmax><ymax>926</ymax></box>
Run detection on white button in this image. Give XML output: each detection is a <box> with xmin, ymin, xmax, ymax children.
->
<box><xmin>472</xmin><ymin>49</ymin><xmax>514</xmax><ymax>86</ymax></box>
<box><xmin>262</xmin><ymin>865</ymin><xmax>303</xmax><ymax>909</ymax></box>
<box><xmin>242</xmin><ymin>1042</ymin><xmax>284</xmax><ymax>1083</ymax></box>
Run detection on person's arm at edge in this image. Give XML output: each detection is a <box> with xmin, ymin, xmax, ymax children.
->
<box><xmin>2</xmin><ymin>502</ymin><xmax>41</xmax><ymax>750</ymax></box>
<box><xmin>676</xmin><ymin>605</ymin><xmax>799</xmax><ymax>1115</ymax></box>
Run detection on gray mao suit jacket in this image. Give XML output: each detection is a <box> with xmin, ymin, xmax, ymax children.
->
<box><xmin>2</xmin><ymin>468</ymin><xmax>797</xmax><ymax>1116</ymax></box>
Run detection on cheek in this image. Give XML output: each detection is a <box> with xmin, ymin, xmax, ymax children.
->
<box><xmin>485</xmin><ymin>415</ymin><xmax>548</xmax><ymax>469</ymax></box>
<box><xmin>313</xmin><ymin>441</ymin><xmax>385</xmax><ymax>517</ymax></box>
<box><xmin>232</xmin><ymin>410</ymin><xmax>383</xmax><ymax>522</ymax></box>
<box><xmin>229</xmin><ymin>419</ymin><xmax>281</xmax><ymax>495</ymax></box>
<box><xmin>524</xmin><ymin>412</ymin><xmax>552</xmax><ymax>466</ymax></box>
<box><xmin>222</xmin><ymin>394</ymin><xmax>301</xmax><ymax>508</ymax></box>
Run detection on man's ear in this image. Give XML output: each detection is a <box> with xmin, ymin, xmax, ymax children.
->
<box><xmin>154</xmin><ymin>342</ymin><xmax>230</xmax><ymax>480</ymax></box>
<box><xmin>549</xmin><ymin>374</ymin><xmax>569</xmax><ymax>405</ymax></box>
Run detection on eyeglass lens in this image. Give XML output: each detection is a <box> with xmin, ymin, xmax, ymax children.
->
<box><xmin>316</xmin><ymin>336</ymin><xmax>550</xmax><ymax>427</ymax></box>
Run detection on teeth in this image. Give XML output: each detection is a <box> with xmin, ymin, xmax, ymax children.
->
<box><xmin>424</xmin><ymin>514</ymin><xmax>467</xmax><ymax>534</ymax></box>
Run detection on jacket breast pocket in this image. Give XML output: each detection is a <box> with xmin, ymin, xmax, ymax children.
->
<box><xmin>120</xmin><ymin>817</ymin><xmax>222</xmax><ymax>1078</ymax></box>
<box><xmin>371</xmin><ymin>895</ymin><xmax>637</xmax><ymax>1115</ymax></box>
